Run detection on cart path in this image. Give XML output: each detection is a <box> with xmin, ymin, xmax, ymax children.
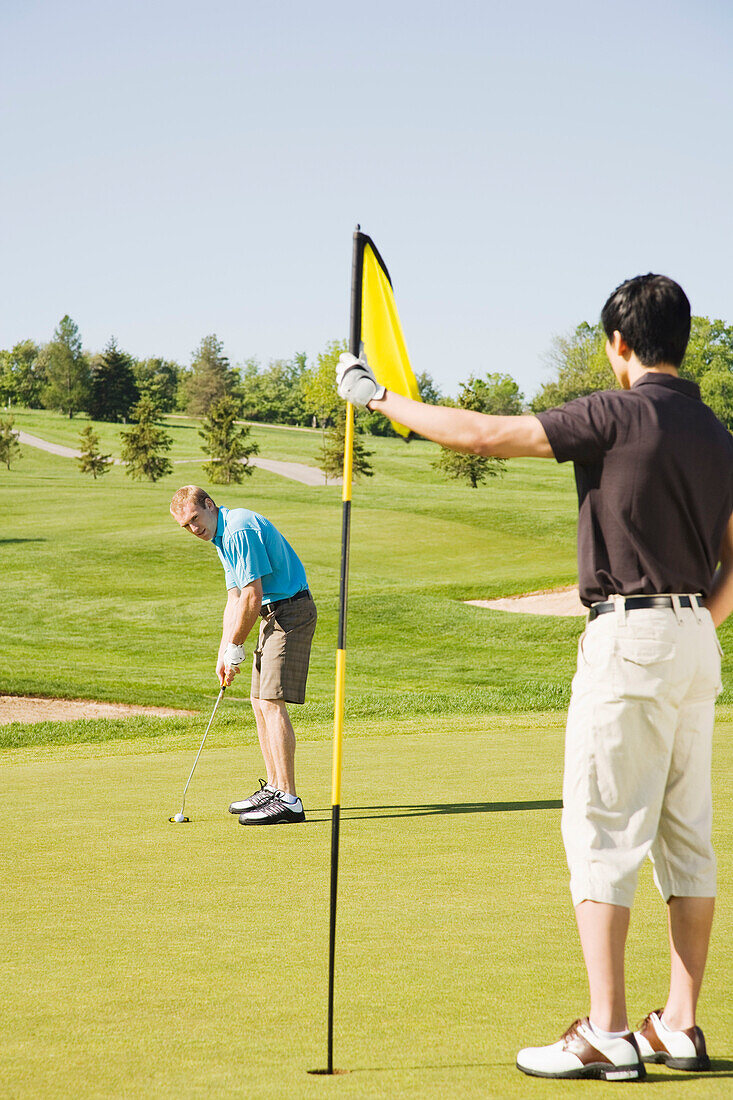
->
<box><xmin>16</xmin><ymin>431</ymin><xmax>341</xmax><ymax>485</ymax></box>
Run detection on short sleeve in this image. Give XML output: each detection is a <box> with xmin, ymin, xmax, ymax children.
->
<box><xmin>536</xmin><ymin>394</ymin><xmax>616</xmax><ymax>464</ymax></box>
<box><xmin>227</xmin><ymin>529</ymin><xmax>272</xmax><ymax>587</ymax></box>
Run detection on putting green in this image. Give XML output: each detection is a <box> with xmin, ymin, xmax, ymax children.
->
<box><xmin>3</xmin><ymin>715</ymin><xmax>731</xmax><ymax>1098</ymax></box>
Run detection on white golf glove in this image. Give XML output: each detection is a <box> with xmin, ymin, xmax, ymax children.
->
<box><xmin>336</xmin><ymin>352</ymin><xmax>385</xmax><ymax>407</ymax></box>
<box><xmin>224</xmin><ymin>642</ymin><xmax>245</xmax><ymax>670</ymax></box>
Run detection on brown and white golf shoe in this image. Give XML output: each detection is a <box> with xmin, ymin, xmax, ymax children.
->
<box><xmin>516</xmin><ymin>1017</ymin><xmax>646</xmax><ymax>1081</ymax></box>
<box><xmin>635</xmin><ymin>1009</ymin><xmax>710</xmax><ymax>1072</ymax></box>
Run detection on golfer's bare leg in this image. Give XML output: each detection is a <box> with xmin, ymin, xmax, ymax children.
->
<box><xmin>259</xmin><ymin>699</ymin><xmax>296</xmax><ymax>795</ymax></box>
<box><xmin>663</xmin><ymin>895</ymin><xmax>715</xmax><ymax>1029</ymax></box>
<box><xmin>250</xmin><ymin>697</ymin><xmax>275</xmax><ymax>785</ymax></box>
<box><xmin>575</xmin><ymin>900</ymin><xmax>631</xmax><ymax>1032</ymax></box>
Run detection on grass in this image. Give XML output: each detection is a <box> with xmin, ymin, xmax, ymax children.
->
<box><xmin>3</xmin><ymin>411</ymin><xmax>732</xmax><ymax>1097</ymax></box>
<box><xmin>4</xmin><ymin>408</ymin><xmax>733</xmax><ymax>725</ymax></box>
<box><xmin>2</xmin><ymin>716</ymin><xmax>732</xmax><ymax>1099</ymax></box>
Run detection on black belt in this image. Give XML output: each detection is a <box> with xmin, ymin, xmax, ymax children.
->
<box><xmin>261</xmin><ymin>589</ymin><xmax>310</xmax><ymax>617</ymax></box>
<box><xmin>588</xmin><ymin>595</ymin><xmax>696</xmax><ymax>622</ymax></box>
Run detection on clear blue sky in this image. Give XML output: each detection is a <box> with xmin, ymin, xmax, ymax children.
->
<box><xmin>2</xmin><ymin>0</ymin><xmax>731</xmax><ymax>399</ymax></box>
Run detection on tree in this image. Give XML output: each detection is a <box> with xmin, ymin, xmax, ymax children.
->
<box><xmin>530</xmin><ymin>322</ymin><xmax>613</xmax><ymax>412</ymax></box>
<box><xmin>133</xmin><ymin>358</ymin><xmax>182</xmax><ymax>413</ymax></box>
<box><xmin>87</xmin><ymin>338</ymin><xmax>140</xmax><ymax>422</ymax></box>
<box><xmin>40</xmin><ymin>315</ymin><xmax>91</xmax><ymax>418</ymax></box>
<box><xmin>416</xmin><ymin>370</ymin><xmax>443</xmax><ymax>404</ymax></box>
<box><xmin>0</xmin><ymin>416</ymin><xmax>21</xmax><ymax>469</ymax></box>
<box><xmin>316</xmin><ymin>408</ymin><xmax>374</xmax><ymax>482</ymax></box>
<box><xmin>433</xmin><ymin>374</ymin><xmax>507</xmax><ymax>487</ymax></box>
<box><xmin>531</xmin><ymin>314</ymin><xmax>733</xmax><ymax>419</ymax></box>
<box><xmin>239</xmin><ymin>354</ymin><xmax>308</xmax><ymax>425</ymax></box>
<box><xmin>120</xmin><ymin>395</ymin><xmax>173</xmax><ymax>481</ymax></box>
<box><xmin>183</xmin><ymin>335</ymin><xmax>240</xmax><ymax>416</ymax></box>
<box><xmin>458</xmin><ymin>371</ymin><xmax>524</xmax><ymax>415</ymax></box>
<box><xmin>700</xmin><ymin>368</ymin><xmax>733</xmax><ymax>428</ymax></box>
<box><xmin>680</xmin><ymin>317</ymin><xmax>733</xmax><ymax>384</ymax></box>
<box><xmin>433</xmin><ymin>448</ymin><xmax>504</xmax><ymax>488</ymax></box>
<box><xmin>301</xmin><ymin>339</ymin><xmax>346</xmax><ymax>429</ymax></box>
<box><xmin>77</xmin><ymin>426</ymin><xmax>113</xmax><ymax>479</ymax></box>
<box><xmin>0</xmin><ymin>340</ymin><xmax>45</xmax><ymax>408</ymax></box>
<box><xmin>199</xmin><ymin>395</ymin><xmax>259</xmax><ymax>484</ymax></box>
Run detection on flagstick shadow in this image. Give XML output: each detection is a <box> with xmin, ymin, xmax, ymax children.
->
<box><xmin>307</xmin><ymin>799</ymin><xmax>562</xmax><ymax>821</ymax></box>
<box><xmin>347</xmin><ymin>1060</ymin><xmax>511</xmax><ymax>1074</ymax></box>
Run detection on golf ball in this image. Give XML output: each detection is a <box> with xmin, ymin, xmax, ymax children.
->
<box><xmin>174</xmin><ymin>812</ymin><xmax>185</xmax><ymax>822</ymax></box>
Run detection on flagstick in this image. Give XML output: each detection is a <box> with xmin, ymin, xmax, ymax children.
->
<box><xmin>325</xmin><ymin>227</ymin><xmax>364</xmax><ymax>1075</ymax></box>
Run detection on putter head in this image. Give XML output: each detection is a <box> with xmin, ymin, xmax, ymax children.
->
<box><xmin>168</xmin><ymin>815</ymin><xmax>190</xmax><ymax>823</ymax></box>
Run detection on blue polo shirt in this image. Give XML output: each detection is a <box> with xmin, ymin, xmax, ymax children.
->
<box><xmin>212</xmin><ymin>506</ymin><xmax>308</xmax><ymax>605</ymax></box>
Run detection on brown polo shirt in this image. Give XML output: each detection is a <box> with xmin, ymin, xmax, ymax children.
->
<box><xmin>537</xmin><ymin>373</ymin><xmax>733</xmax><ymax>606</ymax></box>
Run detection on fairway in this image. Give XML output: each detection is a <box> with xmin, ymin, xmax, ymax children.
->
<box><xmin>3</xmin><ymin>411</ymin><xmax>732</xmax><ymax>1097</ymax></box>
<box><xmin>3</xmin><ymin>716</ymin><xmax>732</xmax><ymax>1099</ymax></box>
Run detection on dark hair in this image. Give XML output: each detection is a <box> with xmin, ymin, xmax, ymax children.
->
<box><xmin>601</xmin><ymin>274</ymin><xmax>691</xmax><ymax>368</ymax></box>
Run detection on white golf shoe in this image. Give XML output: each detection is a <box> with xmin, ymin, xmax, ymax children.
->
<box><xmin>635</xmin><ymin>1009</ymin><xmax>710</xmax><ymax>1071</ymax></box>
<box><xmin>228</xmin><ymin>779</ymin><xmax>276</xmax><ymax>815</ymax></box>
<box><xmin>516</xmin><ymin>1017</ymin><xmax>646</xmax><ymax>1081</ymax></box>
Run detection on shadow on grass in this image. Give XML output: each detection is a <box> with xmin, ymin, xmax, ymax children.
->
<box><xmin>336</xmin><ymin>1058</ymin><xmax>733</xmax><ymax>1079</ymax></box>
<box><xmin>309</xmin><ymin>799</ymin><xmax>563</xmax><ymax>820</ymax></box>
<box><xmin>0</xmin><ymin>538</ymin><xmax>47</xmax><ymax>545</ymax></box>
<box><xmin>645</xmin><ymin>1059</ymin><xmax>733</xmax><ymax>1079</ymax></box>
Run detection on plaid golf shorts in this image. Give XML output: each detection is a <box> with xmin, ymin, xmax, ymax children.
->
<box><xmin>251</xmin><ymin>591</ymin><xmax>317</xmax><ymax>704</ymax></box>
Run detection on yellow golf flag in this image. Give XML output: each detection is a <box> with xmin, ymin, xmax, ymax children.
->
<box><xmin>358</xmin><ymin>233</ymin><xmax>421</xmax><ymax>438</ymax></box>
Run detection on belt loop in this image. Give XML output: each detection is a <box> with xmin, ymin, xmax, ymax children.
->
<box><xmin>670</xmin><ymin>593</ymin><xmax>682</xmax><ymax>624</ymax></box>
<box><xmin>612</xmin><ymin>593</ymin><xmax>627</xmax><ymax>625</ymax></box>
<box><xmin>690</xmin><ymin>593</ymin><xmax>703</xmax><ymax>623</ymax></box>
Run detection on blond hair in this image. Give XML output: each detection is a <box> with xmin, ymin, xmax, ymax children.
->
<box><xmin>170</xmin><ymin>485</ymin><xmax>216</xmax><ymax>514</ymax></box>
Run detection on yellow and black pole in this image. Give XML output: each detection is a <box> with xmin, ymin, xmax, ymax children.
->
<box><xmin>326</xmin><ymin>226</ymin><xmax>364</xmax><ymax>1075</ymax></box>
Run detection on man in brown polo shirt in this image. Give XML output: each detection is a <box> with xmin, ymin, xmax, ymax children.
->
<box><xmin>337</xmin><ymin>274</ymin><xmax>733</xmax><ymax>1081</ymax></box>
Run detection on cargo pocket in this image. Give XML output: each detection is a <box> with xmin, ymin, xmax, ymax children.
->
<box><xmin>613</xmin><ymin>639</ymin><xmax>675</xmax><ymax>700</ymax></box>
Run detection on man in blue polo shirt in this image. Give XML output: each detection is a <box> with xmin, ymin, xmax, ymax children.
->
<box><xmin>170</xmin><ymin>485</ymin><xmax>317</xmax><ymax>825</ymax></box>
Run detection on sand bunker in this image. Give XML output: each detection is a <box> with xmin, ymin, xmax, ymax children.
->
<box><xmin>466</xmin><ymin>585</ymin><xmax>585</xmax><ymax>617</ymax></box>
<box><xmin>0</xmin><ymin>695</ymin><xmax>197</xmax><ymax>726</ymax></box>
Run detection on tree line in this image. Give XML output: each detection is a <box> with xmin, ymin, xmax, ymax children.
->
<box><xmin>2</xmin><ymin>312</ymin><xmax>731</xmax><ymax>486</ymax></box>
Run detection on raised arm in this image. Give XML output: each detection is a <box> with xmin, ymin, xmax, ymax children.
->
<box><xmin>371</xmin><ymin>390</ymin><xmax>553</xmax><ymax>459</ymax></box>
<box><xmin>336</xmin><ymin>354</ymin><xmax>553</xmax><ymax>459</ymax></box>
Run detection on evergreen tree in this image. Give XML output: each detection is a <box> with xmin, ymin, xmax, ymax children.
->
<box><xmin>133</xmin><ymin>358</ymin><xmax>181</xmax><ymax>413</ymax></box>
<box><xmin>40</xmin><ymin>315</ymin><xmax>91</xmax><ymax>418</ymax></box>
<box><xmin>199</xmin><ymin>395</ymin><xmax>259</xmax><ymax>484</ymax></box>
<box><xmin>433</xmin><ymin>447</ymin><xmax>504</xmax><ymax>488</ymax></box>
<box><xmin>120</xmin><ymin>395</ymin><xmax>173</xmax><ymax>481</ymax></box>
<box><xmin>77</xmin><ymin>426</ymin><xmax>113</xmax><ymax>479</ymax></box>
<box><xmin>184</xmin><ymin>335</ymin><xmax>239</xmax><ymax>416</ymax></box>
<box><xmin>87</xmin><ymin>338</ymin><xmax>140</xmax><ymax>422</ymax></box>
<box><xmin>0</xmin><ymin>415</ymin><xmax>21</xmax><ymax>469</ymax></box>
<box><xmin>433</xmin><ymin>375</ymin><xmax>506</xmax><ymax>488</ymax></box>
<box><xmin>317</xmin><ymin>408</ymin><xmax>374</xmax><ymax>483</ymax></box>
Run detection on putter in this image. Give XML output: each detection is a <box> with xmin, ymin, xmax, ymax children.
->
<box><xmin>168</xmin><ymin>685</ymin><xmax>226</xmax><ymax>823</ymax></box>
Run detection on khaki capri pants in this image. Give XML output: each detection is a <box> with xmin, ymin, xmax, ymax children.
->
<box><xmin>562</xmin><ymin>598</ymin><xmax>722</xmax><ymax>909</ymax></box>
